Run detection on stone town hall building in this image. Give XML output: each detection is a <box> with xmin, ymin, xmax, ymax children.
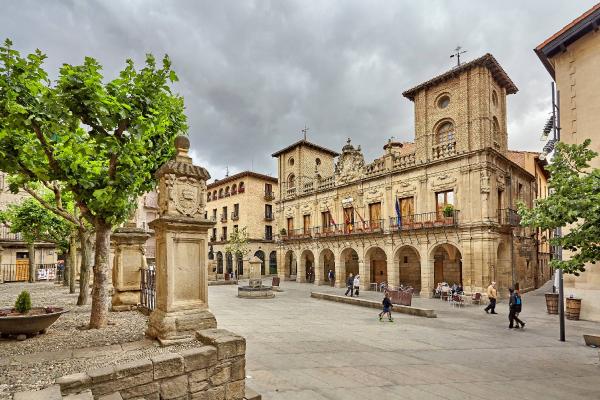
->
<box><xmin>272</xmin><ymin>54</ymin><xmax>548</xmax><ymax>296</ymax></box>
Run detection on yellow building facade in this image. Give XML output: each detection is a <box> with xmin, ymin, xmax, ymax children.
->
<box><xmin>274</xmin><ymin>54</ymin><xmax>543</xmax><ymax>296</ymax></box>
<box><xmin>206</xmin><ymin>171</ymin><xmax>279</xmax><ymax>278</ymax></box>
<box><xmin>536</xmin><ymin>3</ymin><xmax>600</xmax><ymax>321</ymax></box>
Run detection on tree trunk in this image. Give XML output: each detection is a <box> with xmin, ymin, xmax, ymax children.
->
<box><xmin>27</xmin><ymin>242</ymin><xmax>36</xmax><ymax>283</ymax></box>
<box><xmin>89</xmin><ymin>220</ymin><xmax>111</xmax><ymax>329</ymax></box>
<box><xmin>69</xmin><ymin>233</ymin><xmax>77</xmax><ymax>293</ymax></box>
<box><xmin>63</xmin><ymin>250</ymin><xmax>70</xmax><ymax>287</ymax></box>
<box><xmin>77</xmin><ymin>228</ymin><xmax>93</xmax><ymax>305</ymax></box>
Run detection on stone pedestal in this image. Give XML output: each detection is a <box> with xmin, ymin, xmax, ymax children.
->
<box><xmin>111</xmin><ymin>226</ymin><xmax>150</xmax><ymax>311</ymax></box>
<box><xmin>146</xmin><ymin>136</ymin><xmax>217</xmax><ymax>346</ymax></box>
<box><xmin>238</xmin><ymin>256</ymin><xmax>274</xmax><ymax>299</ymax></box>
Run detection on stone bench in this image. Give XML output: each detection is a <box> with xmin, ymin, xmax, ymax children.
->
<box><xmin>310</xmin><ymin>292</ymin><xmax>437</xmax><ymax>318</ymax></box>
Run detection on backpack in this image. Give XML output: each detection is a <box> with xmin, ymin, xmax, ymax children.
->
<box><xmin>515</xmin><ymin>295</ymin><xmax>521</xmax><ymax>305</ymax></box>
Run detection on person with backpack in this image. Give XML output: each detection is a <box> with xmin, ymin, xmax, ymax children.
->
<box><xmin>508</xmin><ymin>287</ymin><xmax>525</xmax><ymax>329</ymax></box>
<box><xmin>379</xmin><ymin>292</ymin><xmax>393</xmax><ymax>322</ymax></box>
<box><xmin>353</xmin><ymin>274</ymin><xmax>360</xmax><ymax>296</ymax></box>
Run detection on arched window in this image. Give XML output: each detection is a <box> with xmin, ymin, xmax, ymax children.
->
<box><xmin>492</xmin><ymin>116</ymin><xmax>500</xmax><ymax>146</ymax></box>
<box><xmin>436</xmin><ymin>121</ymin><xmax>455</xmax><ymax>144</ymax></box>
<box><xmin>255</xmin><ymin>250</ymin><xmax>265</xmax><ymax>275</ymax></box>
<box><xmin>213</xmin><ymin>190</ymin><xmax>217</xmax><ymax>199</ymax></box>
<box><xmin>218</xmin><ymin>188</ymin><xmax>223</xmax><ymax>198</ymax></box>
<box><xmin>226</xmin><ymin>251</ymin><xmax>233</xmax><ymax>273</ymax></box>
<box><xmin>216</xmin><ymin>252</ymin><xmax>223</xmax><ymax>274</ymax></box>
<box><xmin>492</xmin><ymin>90</ymin><xmax>499</xmax><ymax>108</ymax></box>
<box><xmin>225</xmin><ymin>186</ymin><xmax>230</xmax><ymax>196</ymax></box>
<box><xmin>238</xmin><ymin>181</ymin><xmax>245</xmax><ymax>193</ymax></box>
<box><xmin>207</xmin><ymin>193</ymin><xmax>211</xmax><ymax>202</ymax></box>
<box><xmin>269</xmin><ymin>251</ymin><xmax>277</xmax><ymax>275</ymax></box>
<box><xmin>288</xmin><ymin>174</ymin><xmax>296</xmax><ymax>188</ymax></box>
<box><xmin>231</xmin><ymin>183</ymin><xmax>237</xmax><ymax>194</ymax></box>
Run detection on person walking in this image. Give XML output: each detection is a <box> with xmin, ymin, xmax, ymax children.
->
<box><xmin>344</xmin><ymin>273</ymin><xmax>354</xmax><ymax>296</ymax></box>
<box><xmin>379</xmin><ymin>292</ymin><xmax>393</xmax><ymax>322</ymax></box>
<box><xmin>353</xmin><ymin>274</ymin><xmax>360</xmax><ymax>296</ymax></box>
<box><xmin>508</xmin><ymin>287</ymin><xmax>525</xmax><ymax>329</ymax></box>
<box><xmin>328</xmin><ymin>269</ymin><xmax>335</xmax><ymax>287</ymax></box>
<box><xmin>484</xmin><ymin>281</ymin><xmax>498</xmax><ymax>314</ymax></box>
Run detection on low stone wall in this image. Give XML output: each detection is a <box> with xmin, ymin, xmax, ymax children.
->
<box><xmin>56</xmin><ymin>329</ymin><xmax>246</xmax><ymax>400</ymax></box>
<box><xmin>311</xmin><ymin>292</ymin><xmax>437</xmax><ymax>318</ymax></box>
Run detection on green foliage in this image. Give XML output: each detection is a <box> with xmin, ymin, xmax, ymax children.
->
<box><xmin>518</xmin><ymin>139</ymin><xmax>600</xmax><ymax>275</ymax></box>
<box><xmin>14</xmin><ymin>290</ymin><xmax>32</xmax><ymax>313</ymax></box>
<box><xmin>0</xmin><ymin>196</ymin><xmax>73</xmax><ymax>252</ymax></box>
<box><xmin>442</xmin><ymin>204</ymin><xmax>455</xmax><ymax>217</ymax></box>
<box><xmin>0</xmin><ymin>39</ymin><xmax>187</xmax><ymax>226</ymax></box>
<box><xmin>225</xmin><ymin>227</ymin><xmax>250</xmax><ymax>259</ymax></box>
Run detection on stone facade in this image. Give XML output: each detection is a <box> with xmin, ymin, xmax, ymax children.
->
<box><xmin>273</xmin><ymin>54</ymin><xmax>543</xmax><ymax>297</ymax></box>
<box><xmin>56</xmin><ymin>329</ymin><xmax>246</xmax><ymax>400</ymax></box>
<box><xmin>206</xmin><ymin>171</ymin><xmax>278</xmax><ymax>279</ymax></box>
<box><xmin>535</xmin><ymin>3</ymin><xmax>600</xmax><ymax>321</ymax></box>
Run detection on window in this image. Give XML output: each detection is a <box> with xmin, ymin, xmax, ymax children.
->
<box><xmin>518</xmin><ymin>183</ymin><xmax>523</xmax><ymax>201</ymax></box>
<box><xmin>399</xmin><ymin>197</ymin><xmax>414</xmax><ymax>217</ymax></box>
<box><xmin>238</xmin><ymin>181</ymin><xmax>245</xmax><ymax>193</ymax></box>
<box><xmin>492</xmin><ymin>90</ymin><xmax>498</xmax><ymax>107</ymax></box>
<box><xmin>492</xmin><ymin>116</ymin><xmax>500</xmax><ymax>146</ymax></box>
<box><xmin>287</xmin><ymin>173</ymin><xmax>296</xmax><ymax>188</ymax></box>
<box><xmin>234</xmin><ymin>203</ymin><xmax>239</xmax><ymax>215</ymax></box>
<box><xmin>287</xmin><ymin>217</ymin><xmax>294</xmax><ymax>233</ymax></box>
<box><xmin>213</xmin><ymin>190</ymin><xmax>217</xmax><ymax>199</ymax></box>
<box><xmin>225</xmin><ymin>186</ymin><xmax>230</xmax><ymax>196</ymax></box>
<box><xmin>369</xmin><ymin>202</ymin><xmax>382</xmax><ymax>221</ymax></box>
<box><xmin>207</xmin><ymin>193</ymin><xmax>211</xmax><ymax>202</ymax></box>
<box><xmin>436</xmin><ymin>121</ymin><xmax>455</xmax><ymax>144</ymax></box>
<box><xmin>265</xmin><ymin>204</ymin><xmax>273</xmax><ymax>219</ymax></box>
<box><xmin>315</xmin><ymin>158</ymin><xmax>321</xmax><ymax>166</ymax></box>
<box><xmin>288</xmin><ymin>157</ymin><xmax>295</xmax><ymax>166</ymax></box>
<box><xmin>221</xmin><ymin>227</ymin><xmax>227</xmax><ymax>241</ymax></box>
<box><xmin>265</xmin><ymin>225</ymin><xmax>273</xmax><ymax>240</ymax></box>
<box><xmin>303</xmin><ymin>215</ymin><xmax>311</xmax><ymax>234</ymax></box>
<box><xmin>218</xmin><ymin>188</ymin><xmax>223</xmax><ymax>198</ymax></box>
<box><xmin>212</xmin><ymin>209</ymin><xmax>217</xmax><ymax>219</ymax></box>
<box><xmin>212</xmin><ymin>228</ymin><xmax>217</xmax><ymax>240</ymax></box>
<box><xmin>344</xmin><ymin>207</ymin><xmax>354</xmax><ymax>231</ymax></box>
<box><xmin>322</xmin><ymin>211</ymin><xmax>332</xmax><ymax>228</ymax></box>
<box><xmin>404</xmin><ymin>256</ymin><xmax>408</xmax><ymax>264</ymax></box>
<box><xmin>265</xmin><ymin>183</ymin><xmax>272</xmax><ymax>193</ymax></box>
<box><xmin>222</xmin><ymin>206</ymin><xmax>227</xmax><ymax>221</ymax></box>
<box><xmin>437</xmin><ymin>94</ymin><xmax>450</xmax><ymax>109</ymax></box>
<box><xmin>231</xmin><ymin>183</ymin><xmax>237</xmax><ymax>194</ymax></box>
<box><xmin>436</xmin><ymin>190</ymin><xmax>454</xmax><ymax>215</ymax></box>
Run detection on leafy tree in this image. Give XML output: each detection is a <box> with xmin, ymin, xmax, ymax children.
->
<box><xmin>518</xmin><ymin>139</ymin><xmax>600</xmax><ymax>275</ymax></box>
<box><xmin>225</xmin><ymin>227</ymin><xmax>250</xmax><ymax>278</ymax></box>
<box><xmin>0</xmin><ymin>197</ymin><xmax>72</xmax><ymax>283</ymax></box>
<box><xmin>0</xmin><ymin>39</ymin><xmax>187</xmax><ymax>328</ymax></box>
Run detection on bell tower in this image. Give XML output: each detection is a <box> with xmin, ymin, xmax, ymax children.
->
<box><xmin>402</xmin><ymin>53</ymin><xmax>518</xmax><ymax>163</ymax></box>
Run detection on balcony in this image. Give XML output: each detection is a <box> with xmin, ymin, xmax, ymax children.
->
<box><xmin>209</xmin><ymin>235</ymin><xmax>217</xmax><ymax>242</ymax></box>
<box><xmin>220</xmin><ymin>214</ymin><xmax>227</xmax><ymax>223</ymax></box>
<box><xmin>497</xmin><ymin>208</ymin><xmax>521</xmax><ymax>226</ymax></box>
<box><xmin>281</xmin><ymin>228</ymin><xmax>312</xmax><ymax>241</ymax></box>
<box><xmin>389</xmin><ymin>210</ymin><xmax>459</xmax><ymax>231</ymax></box>
<box><xmin>231</xmin><ymin>212</ymin><xmax>239</xmax><ymax>221</ymax></box>
<box><xmin>264</xmin><ymin>212</ymin><xmax>274</xmax><ymax>221</ymax></box>
<box><xmin>264</xmin><ymin>233</ymin><xmax>274</xmax><ymax>241</ymax></box>
<box><xmin>220</xmin><ymin>234</ymin><xmax>227</xmax><ymax>241</ymax></box>
<box><xmin>431</xmin><ymin>141</ymin><xmax>456</xmax><ymax>160</ymax></box>
<box><xmin>286</xmin><ymin>187</ymin><xmax>296</xmax><ymax>198</ymax></box>
<box><xmin>264</xmin><ymin>191</ymin><xmax>275</xmax><ymax>201</ymax></box>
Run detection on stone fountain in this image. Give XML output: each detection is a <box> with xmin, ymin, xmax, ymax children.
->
<box><xmin>237</xmin><ymin>256</ymin><xmax>274</xmax><ymax>299</ymax></box>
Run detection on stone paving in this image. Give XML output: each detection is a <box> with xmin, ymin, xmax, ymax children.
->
<box><xmin>209</xmin><ymin>280</ymin><xmax>600</xmax><ymax>400</ymax></box>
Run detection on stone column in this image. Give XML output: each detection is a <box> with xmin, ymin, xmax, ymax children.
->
<box><xmin>146</xmin><ymin>136</ymin><xmax>217</xmax><ymax>346</ymax></box>
<box><xmin>386</xmin><ymin>257</ymin><xmax>398</xmax><ymax>289</ymax></box>
<box><xmin>0</xmin><ymin>245</ymin><xmax>4</xmax><ymax>284</ymax></box>
<box><xmin>335</xmin><ymin>253</ymin><xmax>344</xmax><ymax>288</ymax></box>
<box><xmin>248</xmin><ymin>256</ymin><xmax>262</xmax><ymax>287</ymax></box>
<box><xmin>111</xmin><ymin>225</ymin><xmax>150</xmax><ymax>311</ymax></box>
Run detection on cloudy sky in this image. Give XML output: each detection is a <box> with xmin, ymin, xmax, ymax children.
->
<box><xmin>2</xmin><ymin>1</ymin><xmax>596</xmax><ymax>180</ymax></box>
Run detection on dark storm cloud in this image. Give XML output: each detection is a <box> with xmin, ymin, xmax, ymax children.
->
<box><xmin>2</xmin><ymin>0</ymin><xmax>596</xmax><ymax>179</ymax></box>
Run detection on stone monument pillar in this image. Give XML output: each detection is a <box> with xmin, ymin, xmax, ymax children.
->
<box><xmin>146</xmin><ymin>136</ymin><xmax>217</xmax><ymax>345</ymax></box>
<box><xmin>111</xmin><ymin>222</ymin><xmax>150</xmax><ymax>311</ymax></box>
<box><xmin>248</xmin><ymin>256</ymin><xmax>262</xmax><ymax>288</ymax></box>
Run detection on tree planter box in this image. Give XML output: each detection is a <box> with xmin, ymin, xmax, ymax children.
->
<box><xmin>0</xmin><ymin>307</ymin><xmax>68</xmax><ymax>339</ymax></box>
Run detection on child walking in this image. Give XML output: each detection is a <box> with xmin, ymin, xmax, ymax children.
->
<box><xmin>379</xmin><ymin>292</ymin><xmax>393</xmax><ymax>322</ymax></box>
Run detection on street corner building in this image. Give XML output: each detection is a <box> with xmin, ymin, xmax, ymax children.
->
<box><xmin>206</xmin><ymin>171</ymin><xmax>279</xmax><ymax>279</ymax></box>
<box><xmin>272</xmin><ymin>53</ymin><xmax>552</xmax><ymax>297</ymax></box>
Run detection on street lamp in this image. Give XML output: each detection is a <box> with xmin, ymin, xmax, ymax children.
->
<box><xmin>540</xmin><ymin>82</ymin><xmax>565</xmax><ymax>342</ymax></box>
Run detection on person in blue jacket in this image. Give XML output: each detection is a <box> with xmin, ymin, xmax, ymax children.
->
<box><xmin>508</xmin><ymin>287</ymin><xmax>525</xmax><ymax>329</ymax></box>
<box><xmin>379</xmin><ymin>292</ymin><xmax>393</xmax><ymax>322</ymax></box>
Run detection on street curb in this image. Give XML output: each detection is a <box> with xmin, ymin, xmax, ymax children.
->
<box><xmin>310</xmin><ymin>292</ymin><xmax>437</xmax><ymax>318</ymax></box>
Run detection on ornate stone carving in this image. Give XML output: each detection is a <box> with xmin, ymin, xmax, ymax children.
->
<box><xmin>396</xmin><ymin>180</ymin><xmax>416</xmax><ymax>197</ymax></box>
<box><xmin>284</xmin><ymin>206</ymin><xmax>295</xmax><ymax>218</ymax></box>
<box><xmin>480</xmin><ymin>170</ymin><xmax>491</xmax><ymax>194</ymax></box>
<box><xmin>335</xmin><ymin>138</ymin><xmax>365</xmax><ymax>184</ymax></box>
<box><xmin>430</xmin><ymin>174</ymin><xmax>457</xmax><ymax>190</ymax></box>
<box><xmin>496</xmin><ymin>175</ymin><xmax>506</xmax><ymax>191</ymax></box>
<box><xmin>365</xmin><ymin>188</ymin><xmax>383</xmax><ymax>203</ymax></box>
<box><xmin>300</xmin><ymin>203</ymin><xmax>312</xmax><ymax>214</ymax></box>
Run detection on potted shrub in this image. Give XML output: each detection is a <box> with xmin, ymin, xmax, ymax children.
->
<box><xmin>280</xmin><ymin>228</ymin><xmax>287</xmax><ymax>238</ymax></box>
<box><xmin>442</xmin><ymin>204</ymin><xmax>455</xmax><ymax>218</ymax></box>
<box><xmin>0</xmin><ymin>290</ymin><xmax>68</xmax><ymax>340</ymax></box>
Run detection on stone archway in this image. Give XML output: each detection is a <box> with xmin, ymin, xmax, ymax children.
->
<box><xmin>395</xmin><ymin>246</ymin><xmax>421</xmax><ymax>293</ymax></box>
<box><xmin>299</xmin><ymin>249</ymin><xmax>315</xmax><ymax>283</ymax></box>
<box><xmin>284</xmin><ymin>250</ymin><xmax>297</xmax><ymax>279</ymax></box>
<box><xmin>339</xmin><ymin>248</ymin><xmax>359</xmax><ymax>287</ymax></box>
<box><xmin>216</xmin><ymin>251</ymin><xmax>223</xmax><ymax>274</ymax></box>
<box><xmin>254</xmin><ymin>250</ymin><xmax>265</xmax><ymax>275</ymax></box>
<box><xmin>318</xmin><ymin>249</ymin><xmax>335</xmax><ymax>286</ymax></box>
<box><xmin>365</xmin><ymin>246</ymin><xmax>387</xmax><ymax>289</ymax></box>
<box><xmin>430</xmin><ymin>243</ymin><xmax>463</xmax><ymax>287</ymax></box>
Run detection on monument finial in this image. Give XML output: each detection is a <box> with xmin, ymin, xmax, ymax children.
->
<box><xmin>174</xmin><ymin>135</ymin><xmax>190</xmax><ymax>156</ymax></box>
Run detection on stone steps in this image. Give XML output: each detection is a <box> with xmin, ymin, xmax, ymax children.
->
<box><xmin>13</xmin><ymin>386</ymin><xmax>118</xmax><ymax>400</ymax></box>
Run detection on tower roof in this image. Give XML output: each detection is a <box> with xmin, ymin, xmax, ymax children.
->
<box><xmin>402</xmin><ymin>53</ymin><xmax>518</xmax><ymax>101</ymax></box>
<box><xmin>271</xmin><ymin>139</ymin><xmax>340</xmax><ymax>158</ymax></box>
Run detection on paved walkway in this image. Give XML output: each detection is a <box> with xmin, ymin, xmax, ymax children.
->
<box><xmin>209</xmin><ymin>280</ymin><xmax>600</xmax><ymax>400</ymax></box>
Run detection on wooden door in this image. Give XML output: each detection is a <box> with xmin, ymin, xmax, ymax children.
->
<box><xmin>303</xmin><ymin>215</ymin><xmax>311</xmax><ymax>235</ymax></box>
<box><xmin>434</xmin><ymin>257</ymin><xmax>443</xmax><ymax>284</ymax></box>
<box><xmin>368</xmin><ymin>202</ymin><xmax>382</xmax><ymax>229</ymax></box>
<box><xmin>344</xmin><ymin>207</ymin><xmax>354</xmax><ymax>232</ymax></box>
<box><xmin>400</xmin><ymin>197</ymin><xmax>414</xmax><ymax>225</ymax></box>
<box><xmin>16</xmin><ymin>259</ymin><xmax>29</xmax><ymax>281</ymax></box>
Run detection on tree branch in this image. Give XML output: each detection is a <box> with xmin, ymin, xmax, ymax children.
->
<box><xmin>31</xmin><ymin>122</ymin><xmax>61</xmax><ymax>175</ymax></box>
<box><xmin>108</xmin><ymin>119</ymin><xmax>129</xmax><ymax>180</ymax></box>
<box><xmin>22</xmin><ymin>186</ymin><xmax>81</xmax><ymax>227</ymax></box>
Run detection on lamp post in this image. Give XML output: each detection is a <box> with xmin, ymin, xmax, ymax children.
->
<box><xmin>540</xmin><ymin>82</ymin><xmax>565</xmax><ymax>342</ymax></box>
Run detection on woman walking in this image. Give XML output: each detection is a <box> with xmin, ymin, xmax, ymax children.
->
<box><xmin>353</xmin><ymin>274</ymin><xmax>360</xmax><ymax>296</ymax></box>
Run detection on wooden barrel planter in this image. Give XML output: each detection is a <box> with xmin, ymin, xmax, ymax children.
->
<box><xmin>566</xmin><ymin>298</ymin><xmax>582</xmax><ymax>320</ymax></box>
<box><xmin>545</xmin><ymin>293</ymin><xmax>559</xmax><ymax>314</ymax></box>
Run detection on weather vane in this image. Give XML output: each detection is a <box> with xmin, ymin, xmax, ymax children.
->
<box><xmin>302</xmin><ymin>124</ymin><xmax>309</xmax><ymax>140</ymax></box>
<box><xmin>450</xmin><ymin>46</ymin><xmax>467</xmax><ymax>66</ymax></box>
